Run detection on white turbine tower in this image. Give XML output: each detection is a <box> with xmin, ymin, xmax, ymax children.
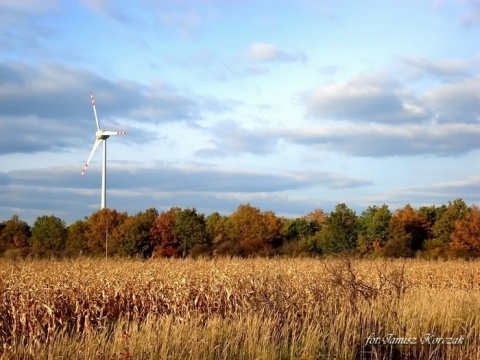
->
<box><xmin>81</xmin><ymin>91</ymin><xmax>126</xmax><ymax>209</ymax></box>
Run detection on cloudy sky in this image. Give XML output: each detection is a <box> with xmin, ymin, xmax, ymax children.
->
<box><xmin>1</xmin><ymin>0</ymin><xmax>479</xmax><ymax>225</ymax></box>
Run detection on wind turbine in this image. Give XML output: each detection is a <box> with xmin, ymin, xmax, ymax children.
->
<box><xmin>81</xmin><ymin>91</ymin><xmax>126</xmax><ymax>209</ymax></box>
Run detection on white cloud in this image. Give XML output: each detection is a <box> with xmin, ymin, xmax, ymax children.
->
<box><xmin>461</xmin><ymin>0</ymin><xmax>480</xmax><ymax>27</ymax></box>
<box><xmin>423</xmin><ymin>76</ymin><xmax>480</xmax><ymax>123</ymax></box>
<box><xmin>80</xmin><ymin>0</ymin><xmax>129</xmax><ymax>22</ymax></box>
<box><xmin>277</xmin><ymin>122</ymin><xmax>480</xmax><ymax>157</ymax></box>
<box><xmin>248</xmin><ymin>43</ymin><xmax>305</xmax><ymax>63</ymax></box>
<box><xmin>0</xmin><ymin>61</ymin><xmax>212</xmax><ymax>155</ymax></box>
<box><xmin>305</xmin><ymin>73</ymin><xmax>431</xmax><ymax>123</ymax></box>
<box><xmin>0</xmin><ymin>0</ymin><xmax>58</xmax><ymax>13</ymax></box>
<box><xmin>401</xmin><ymin>56</ymin><xmax>477</xmax><ymax>80</ymax></box>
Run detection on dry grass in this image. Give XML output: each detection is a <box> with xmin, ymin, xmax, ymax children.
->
<box><xmin>0</xmin><ymin>257</ymin><xmax>479</xmax><ymax>359</ymax></box>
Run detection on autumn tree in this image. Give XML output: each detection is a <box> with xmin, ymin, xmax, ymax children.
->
<box><xmin>263</xmin><ymin>210</ymin><xmax>284</xmax><ymax>248</ymax></box>
<box><xmin>357</xmin><ymin>205</ymin><xmax>392</xmax><ymax>253</ymax></box>
<box><xmin>0</xmin><ymin>215</ymin><xmax>30</xmax><ymax>249</ymax></box>
<box><xmin>116</xmin><ymin>208</ymin><xmax>158</xmax><ymax>258</ymax></box>
<box><xmin>383</xmin><ymin>205</ymin><xmax>430</xmax><ymax>257</ymax></box>
<box><xmin>304</xmin><ymin>209</ymin><xmax>327</xmax><ymax>227</ymax></box>
<box><xmin>311</xmin><ymin>203</ymin><xmax>358</xmax><ymax>254</ymax></box>
<box><xmin>85</xmin><ymin>209</ymin><xmax>128</xmax><ymax>255</ymax></box>
<box><xmin>450</xmin><ymin>205</ymin><xmax>480</xmax><ymax>257</ymax></box>
<box><xmin>229</xmin><ymin>204</ymin><xmax>282</xmax><ymax>256</ymax></box>
<box><xmin>150</xmin><ymin>207</ymin><xmax>181</xmax><ymax>257</ymax></box>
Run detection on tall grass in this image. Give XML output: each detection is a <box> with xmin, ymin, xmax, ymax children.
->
<box><xmin>0</xmin><ymin>257</ymin><xmax>479</xmax><ymax>359</ymax></box>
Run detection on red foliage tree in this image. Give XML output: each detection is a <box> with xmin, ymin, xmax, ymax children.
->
<box><xmin>149</xmin><ymin>207</ymin><xmax>181</xmax><ymax>257</ymax></box>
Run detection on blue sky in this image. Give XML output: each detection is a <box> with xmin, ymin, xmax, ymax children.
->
<box><xmin>1</xmin><ymin>0</ymin><xmax>479</xmax><ymax>225</ymax></box>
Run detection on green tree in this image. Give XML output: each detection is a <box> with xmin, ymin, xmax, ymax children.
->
<box><xmin>418</xmin><ymin>204</ymin><xmax>443</xmax><ymax>231</ymax></box>
<box><xmin>0</xmin><ymin>215</ymin><xmax>30</xmax><ymax>249</ymax></box>
<box><xmin>206</xmin><ymin>212</ymin><xmax>234</xmax><ymax>256</ymax></box>
<box><xmin>65</xmin><ymin>220</ymin><xmax>88</xmax><ymax>255</ymax></box>
<box><xmin>30</xmin><ymin>215</ymin><xmax>67</xmax><ymax>252</ymax></box>
<box><xmin>283</xmin><ymin>217</ymin><xmax>318</xmax><ymax>242</ymax></box>
<box><xmin>357</xmin><ymin>205</ymin><xmax>392</xmax><ymax>253</ymax></box>
<box><xmin>206</xmin><ymin>212</ymin><xmax>230</xmax><ymax>243</ymax></box>
<box><xmin>116</xmin><ymin>208</ymin><xmax>158</xmax><ymax>258</ymax></box>
<box><xmin>431</xmin><ymin>199</ymin><xmax>468</xmax><ymax>246</ymax></box>
<box><xmin>281</xmin><ymin>217</ymin><xmax>317</xmax><ymax>255</ymax></box>
<box><xmin>174</xmin><ymin>208</ymin><xmax>208</xmax><ymax>258</ymax></box>
<box><xmin>312</xmin><ymin>203</ymin><xmax>358</xmax><ymax>254</ymax></box>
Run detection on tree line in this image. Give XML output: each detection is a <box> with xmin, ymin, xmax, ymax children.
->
<box><xmin>1</xmin><ymin>199</ymin><xmax>479</xmax><ymax>259</ymax></box>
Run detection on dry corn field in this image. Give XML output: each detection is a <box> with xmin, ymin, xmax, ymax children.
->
<box><xmin>0</xmin><ymin>257</ymin><xmax>479</xmax><ymax>360</ymax></box>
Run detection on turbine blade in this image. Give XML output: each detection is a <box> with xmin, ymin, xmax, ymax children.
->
<box><xmin>90</xmin><ymin>91</ymin><xmax>100</xmax><ymax>131</ymax></box>
<box><xmin>81</xmin><ymin>139</ymin><xmax>102</xmax><ymax>176</ymax></box>
<box><xmin>103</xmin><ymin>130</ymin><xmax>126</xmax><ymax>136</ymax></box>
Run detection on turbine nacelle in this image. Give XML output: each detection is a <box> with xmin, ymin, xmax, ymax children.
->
<box><xmin>96</xmin><ymin>130</ymin><xmax>110</xmax><ymax>140</ymax></box>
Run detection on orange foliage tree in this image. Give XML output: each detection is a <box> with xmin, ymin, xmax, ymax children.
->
<box><xmin>304</xmin><ymin>209</ymin><xmax>327</xmax><ymax>226</ymax></box>
<box><xmin>383</xmin><ymin>205</ymin><xmax>430</xmax><ymax>257</ymax></box>
<box><xmin>229</xmin><ymin>204</ymin><xmax>283</xmax><ymax>256</ymax></box>
<box><xmin>450</xmin><ymin>205</ymin><xmax>480</xmax><ymax>257</ymax></box>
<box><xmin>85</xmin><ymin>209</ymin><xmax>128</xmax><ymax>255</ymax></box>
